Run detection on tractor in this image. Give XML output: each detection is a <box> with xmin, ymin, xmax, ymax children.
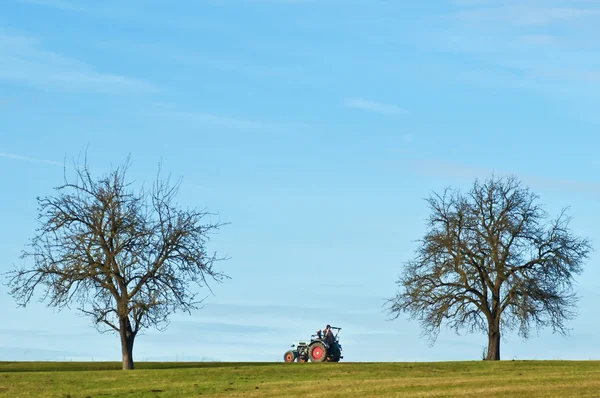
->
<box><xmin>283</xmin><ymin>327</ymin><xmax>343</xmax><ymax>363</ymax></box>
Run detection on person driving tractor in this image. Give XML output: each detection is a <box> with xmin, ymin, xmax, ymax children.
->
<box><xmin>315</xmin><ymin>325</ymin><xmax>335</xmax><ymax>345</ymax></box>
<box><xmin>323</xmin><ymin>324</ymin><xmax>335</xmax><ymax>345</ymax></box>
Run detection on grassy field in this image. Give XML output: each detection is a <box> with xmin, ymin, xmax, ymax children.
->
<box><xmin>1</xmin><ymin>360</ymin><xmax>599</xmax><ymax>397</ymax></box>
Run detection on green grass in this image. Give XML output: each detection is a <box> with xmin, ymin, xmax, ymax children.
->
<box><xmin>1</xmin><ymin>360</ymin><xmax>599</xmax><ymax>397</ymax></box>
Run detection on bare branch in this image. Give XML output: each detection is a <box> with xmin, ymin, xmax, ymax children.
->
<box><xmin>386</xmin><ymin>174</ymin><xmax>591</xmax><ymax>360</ymax></box>
<box><xmin>3</xmin><ymin>153</ymin><xmax>229</xmax><ymax>370</ymax></box>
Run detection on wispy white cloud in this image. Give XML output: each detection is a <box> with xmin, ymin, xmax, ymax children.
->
<box><xmin>171</xmin><ymin>55</ymin><xmax>305</xmax><ymax>80</ymax></box>
<box><xmin>155</xmin><ymin>103</ymin><xmax>312</xmax><ymax>131</ymax></box>
<box><xmin>16</xmin><ymin>0</ymin><xmax>240</xmax><ymax>33</ymax></box>
<box><xmin>410</xmin><ymin>159</ymin><xmax>600</xmax><ymax>197</ymax></box>
<box><xmin>423</xmin><ymin>0</ymin><xmax>600</xmax><ymax>100</ymax></box>
<box><xmin>451</xmin><ymin>0</ymin><xmax>495</xmax><ymax>5</ymax></box>
<box><xmin>403</xmin><ymin>133</ymin><xmax>415</xmax><ymax>143</ymax></box>
<box><xmin>0</xmin><ymin>33</ymin><xmax>155</xmax><ymax>93</ymax></box>
<box><xmin>244</xmin><ymin>0</ymin><xmax>315</xmax><ymax>3</ymax></box>
<box><xmin>448</xmin><ymin>5</ymin><xmax>600</xmax><ymax>27</ymax></box>
<box><xmin>162</xmin><ymin>110</ymin><xmax>266</xmax><ymax>130</ymax></box>
<box><xmin>17</xmin><ymin>0</ymin><xmax>86</xmax><ymax>12</ymax></box>
<box><xmin>519</xmin><ymin>34</ymin><xmax>562</xmax><ymax>46</ymax></box>
<box><xmin>16</xmin><ymin>0</ymin><xmax>136</xmax><ymax>16</ymax></box>
<box><xmin>343</xmin><ymin>98</ymin><xmax>407</xmax><ymax>115</ymax></box>
<box><xmin>0</xmin><ymin>346</ymin><xmax>87</xmax><ymax>361</ymax></box>
<box><xmin>0</xmin><ymin>152</ymin><xmax>63</xmax><ymax>166</ymax></box>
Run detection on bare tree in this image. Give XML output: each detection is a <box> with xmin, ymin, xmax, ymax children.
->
<box><xmin>386</xmin><ymin>175</ymin><xmax>591</xmax><ymax>360</ymax></box>
<box><xmin>5</xmin><ymin>156</ymin><xmax>228</xmax><ymax>369</ymax></box>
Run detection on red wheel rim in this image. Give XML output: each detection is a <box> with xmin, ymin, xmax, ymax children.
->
<box><xmin>285</xmin><ymin>354</ymin><xmax>293</xmax><ymax>362</ymax></box>
<box><xmin>312</xmin><ymin>346</ymin><xmax>323</xmax><ymax>360</ymax></box>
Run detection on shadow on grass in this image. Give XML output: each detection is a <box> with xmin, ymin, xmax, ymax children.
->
<box><xmin>0</xmin><ymin>361</ymin><xmax>274</xmax><ymax>373</ymax></box>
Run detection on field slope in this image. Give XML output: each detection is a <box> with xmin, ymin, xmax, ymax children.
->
<box><xmin>1</xmin><ymin>360</ymin><xmax>599</xmax><ymax>397</ymax></box>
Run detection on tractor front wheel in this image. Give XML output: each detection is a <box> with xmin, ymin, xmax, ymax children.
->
<box><xmin>284</xmin><ymin>350</ymin><xmax>295</xmax><ymax>363</ymax></box>
<box><xmin>308</xmin><ymin>342</ymin><xmax>327</xmax><ymax>363</ymax></box>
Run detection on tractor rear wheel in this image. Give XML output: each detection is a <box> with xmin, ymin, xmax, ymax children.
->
<box><xmin>308</xmin><ymin>342</ymin><xmax>327</xmax><ymax>363</ymax></box>
<box><xmin>329</xmin><ymin>345</ymin><xmax>341</xmax><ymax>362</ymax></box>
<box><xmin>284</xmin><ymin>350</ymin><xmax>295</xmax><ymax>363</ymax></box>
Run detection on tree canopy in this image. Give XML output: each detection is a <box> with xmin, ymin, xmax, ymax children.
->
<box><xmin>6</xmin><ymin>157</ymin><xmax>228</xmax><ymax>369</ymax></box>
<box><xmin>387</xmin><ymin>175</ymin><xmax>591</xmax><ymax>360</ymax></box>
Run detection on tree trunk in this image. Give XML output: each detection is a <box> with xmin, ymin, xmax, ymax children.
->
<box><xmin>119</xmin><ymin>317</ymin><xmax>135</xmax><ymax>370</ymax></box>
<box><xmin>486</xmin><ymin>322</ymin><xmax>500</xmax><ymax>360</ymax></box>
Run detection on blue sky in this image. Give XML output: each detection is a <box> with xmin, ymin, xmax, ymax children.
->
<box><xmin>1</xmin><ymin>0</ymin><xmax>600</xmax><ymax>362</ymax></box>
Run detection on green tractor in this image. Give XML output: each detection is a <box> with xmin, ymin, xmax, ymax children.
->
<box><xmin>283</xmin><ymin>327</ymin><xmax>343</xmax><ymax>363</ymax></box>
